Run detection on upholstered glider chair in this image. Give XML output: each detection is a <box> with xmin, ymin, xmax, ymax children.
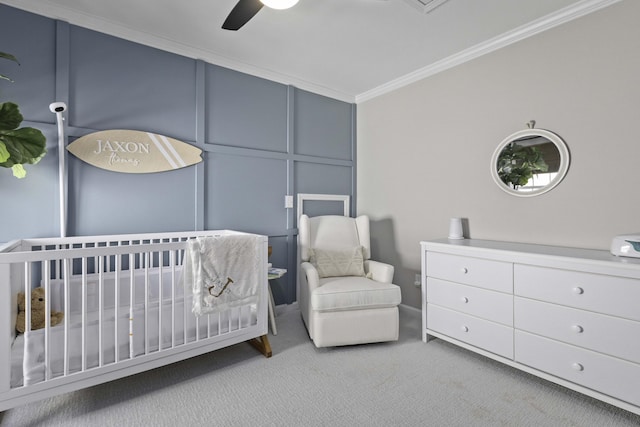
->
<box><xmin>298</xmin><ymin>214</ymin><xmax>402</xmax><ymax>348</ymax></box>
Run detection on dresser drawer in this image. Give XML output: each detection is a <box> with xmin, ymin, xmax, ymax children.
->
<box><xmin>426</xmin><ymin>252</ymin><xmax>512</xmax><ymax>293</ymax></box>
<box><xmin>515</xmin><ymin>331</ymin><xmax>640</xmax><ymax>406</ymax></box>
<box><xmin>514</xmin><ymin>264</ymin><xmax>640</xmax><ymax>321</ymax></box>
<box><xmin>427</xmin><ymin>277</ymin><xmax>513</xmax><ymax>326</ymax></box>
<box><xmin>427</xmin><ymin>304</ymin><xmax>513</xmax><ymax>359</ymax></box>
<box><xmin>515</xmin><ymin>297</ymin><xmax>640</xmax><ymax>364</ymax></box>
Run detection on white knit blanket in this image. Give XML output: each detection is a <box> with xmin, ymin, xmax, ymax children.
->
<box><xmin>184</xmin><ymin>234</ymin><xmax>262</xmax><ymax>316</ymax></box>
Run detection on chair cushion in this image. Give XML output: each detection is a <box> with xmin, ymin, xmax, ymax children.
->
<box><xmin>311</xmin><ymin>276</ymin><xmax>401</xmax><ymax>312</ymax></box>
<box><xmin>299</xmin><ymin>214</ymin><xmax>371</xmax><ymax>262</ymax></box>
<box><xmin>308</xmin><ymin>246</ymin><xmax>365</xmax><ymax>278</ymax></box>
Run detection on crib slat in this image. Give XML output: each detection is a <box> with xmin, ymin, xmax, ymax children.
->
<box><xmin>195</xmin><ymin>310</ymin><xmax>200</xmax><ymax>342</ymax></box>
<box><xmin>143</xmin><ymin>252</ymin><xmax>148</xmax><ymax>355</ymax></box>
<box><xmin>114</xmin><ymin>254</ymin><xmax>120</xmax><ymax>364</ymax></box>
<box><xmin>98</xmin><ymin>255</ymin><xmax>104</xmax><ymax>368</ymax></box>
<box><xmin>158</xmin><ymin>254</ymin><xmax>163</xmax><ymax>351</ymax></box>
<box><xmin>23</xmin><ymin>263</ymin><xmax>30</xmax><ymax>337</ymax></box>
<box><xmin>63</xmin><ymin>258</ymin><xmax>70</xmax><ymax>377</ymax></box>
<box><xmin>0</xmin><ymin>261</ymin><xmax>10</xmax><ymax>393</ymax></box>
<box><xmin>129</xmin><ymin>252</ymin><xmax>134</xmax><ymax>360</ymax></box>
<box><xmin>170</xmin><ymin>250</ymin><xmax>176</xmax><ymax>349</ymax></box>
<box><xmin>81</xmin><ymin>255</ymin><xmax>87</xmax><ymax>372</ymax></box>
<box><xmin>43</xmin><ymin>261</ymin><xmax>50</xmax><ymax>381</ymax></box>
<box><xmin>23</xmin><ymin>262</ymin><xmax>31</xmax><ymax>386</ymax></box>
<box><xmin>206</xmin><ymin>312</ymin><xmax>210</xmax><ymax>339</ymax></box>
<box><xmin>182</xmin><ymin>248</ymin><xmax>187</xmax><ymax>345</ymax></box>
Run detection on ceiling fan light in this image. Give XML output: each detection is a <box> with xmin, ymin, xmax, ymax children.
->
<box><xmin>260</xmin><ymin>0</ymin><xmax>299</xmax><ymax>10</ymax></box>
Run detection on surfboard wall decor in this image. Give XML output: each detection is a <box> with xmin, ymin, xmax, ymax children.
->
<box><xmin>67</xmin><ymin>129</ymin><xmax>202</xmax><ymax>173</ymax></box>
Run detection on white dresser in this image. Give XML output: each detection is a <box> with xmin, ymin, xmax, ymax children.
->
<box><xmin>421</xmin><ymin>239</ymin><xmax>640</xmax><ymax>415</ymax></box>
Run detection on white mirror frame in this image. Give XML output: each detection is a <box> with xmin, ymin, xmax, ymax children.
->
<box><xmin>491</xmin><ymin>128</ymin><xmax>570</xmax><ymax>197</ymax></box>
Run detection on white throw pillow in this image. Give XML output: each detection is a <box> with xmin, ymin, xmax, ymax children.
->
<box><xmin>309</xmin><ymin>247</ymin><xmax>366</xmax><ymax>278</ymax></box>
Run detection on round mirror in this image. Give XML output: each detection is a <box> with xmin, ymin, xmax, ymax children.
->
<box><xmin>491</xmin><ymin>128</ymin><xmax>570</xmax><ymax>197</ymax></box>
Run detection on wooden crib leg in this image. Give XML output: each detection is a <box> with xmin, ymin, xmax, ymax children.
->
<box><xmin>248</xmin><ymin>335</ymin><xmax>272</xmax><ymax>358</ymax></box>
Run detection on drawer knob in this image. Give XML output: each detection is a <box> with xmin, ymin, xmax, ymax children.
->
<box><xmin>571</xmin><ymin>325</ymin><xmax>584</xmax><ymax>333</ymax></box>
<box><xmin>572</xmin><ymin>286</ymin><xmax>584</xmax><ymax>295</ymax></box>
<box><xmin>461</xmin><ymin>325</ymin><xmax>469</xmax><ymax>332</ymax></box>
<box><xmin>461</xmin><ymin>296</ymin><xmax>469</xmax><ymax>304</ymax></box>
<box><xmin>461</xmin><ymin>267</ymin><xmax>468</xmax><ymax>274</ymax></box>
<box><xmin>572</xmin><ymin>362</ymin><xmax>584</xmax><ymax>372</ymax></box>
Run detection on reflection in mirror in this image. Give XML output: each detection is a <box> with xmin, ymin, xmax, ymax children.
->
<box><xmin>491</xmin><ymin>128</ymin><xmax>569</xmax><ymax>197</ymax></box>
<box><xmin>497</xmin><ymin>136</ymin><xmax>558</xmax><ymax>191</ymax></box>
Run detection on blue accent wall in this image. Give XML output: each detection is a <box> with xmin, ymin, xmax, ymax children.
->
<box><xmin>0</xmin><ymin>5</ymin><xmax>357</xmax><ymax>305</ymax></box>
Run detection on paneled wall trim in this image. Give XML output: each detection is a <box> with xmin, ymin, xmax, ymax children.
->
<box><xmin>0</xmin><ymin>5</ymin><xmax>357</xmax><ymax>305</ymax></box>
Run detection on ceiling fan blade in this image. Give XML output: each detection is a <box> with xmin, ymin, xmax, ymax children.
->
<box><xmin>222</xmin><ymin>0</ymin><xmax>264</xmax><ymax>31</ymax></box>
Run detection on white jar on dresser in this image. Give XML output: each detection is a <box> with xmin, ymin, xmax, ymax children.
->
<box><xmin>421</xmin><ymin>238</ymin><xmax>640</xmax><ymax>415</ymax></box>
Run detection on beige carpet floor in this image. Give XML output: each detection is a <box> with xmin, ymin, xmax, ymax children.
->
<box><xmin>2</xmin><ymin>307</ymin><xmax>640</xmax><ymax>426</ymax></box>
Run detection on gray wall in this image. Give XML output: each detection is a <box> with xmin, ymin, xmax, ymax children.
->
<box><xmin>357</xmin><ymin>1</ymin><xmax>640</xmax><ymax>308</ymax></box>
<box><xmin>0</xmin><ymin>5</ymin><xmax>356</xmax><ymax>305</ymax></box>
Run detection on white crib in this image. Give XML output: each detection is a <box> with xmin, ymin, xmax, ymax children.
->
<box><xmin>0</xmin><ymin>230</ymin><xmax>270</xmax><ymax>411</ymax></box>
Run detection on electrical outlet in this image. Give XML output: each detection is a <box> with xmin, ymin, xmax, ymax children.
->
<box><xmin>284</xmin><ymin>195</ymin><xmax>293</xmax><ymax>209</ymax></box>
<box><xmin>414</xmin><ymin>273</ymin><xmax>422</xmax><ymax>287</ymax></box>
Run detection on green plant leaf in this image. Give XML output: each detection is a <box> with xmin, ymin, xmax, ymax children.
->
<box><xmin>0</xmin><ymin>52</ymin><xmax>19</xmax><ymax>83</ymax></box>
<box><xmin>0</xmin><ymin>127</ymin><xmax>47</xmax><ymax>167</ymax></box>
<box><xmin>0</xmin><ymin>141</ymin><xmax>9</xmax><ymax>163</ymax></box>
<box><xmin>0</xmin><ymin>52</ymin><xmax>19</xmax><ymax>64</ymax></box>
<box><xmin>11</xmin><ymin>163</ymin><xmax>26</xmax><ymax>178</ymax></box>
<box><xmin>0</xmin><ymin>52</ymin><xmax>46</xmax><ymax>178</ymax></box>
<box><xmin>0</xmin><ymin>102</ymin><xmax>23</xmax><ymax>130</ymax></box>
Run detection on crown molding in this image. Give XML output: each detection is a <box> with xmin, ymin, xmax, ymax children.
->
<box><xmin>1</xmin><ymin>0</ymin><xmax>622</xmax><ymax>105</ymax></box>
<box><xmin>355</xmin><ymin>0</ymin><xmax>623</xmax><ymax>104</ymax></box>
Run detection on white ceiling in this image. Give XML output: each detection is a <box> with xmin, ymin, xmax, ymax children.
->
<box><xmin>1</xmin><ymin>0</ymin><xmax>621</xmax><ymax>102</ymax></box>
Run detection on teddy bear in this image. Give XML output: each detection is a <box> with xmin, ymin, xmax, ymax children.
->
<box><xmin>16</xmin><ymin>287</ymin><xmax>64</xmax><ymax>333</ymax></box>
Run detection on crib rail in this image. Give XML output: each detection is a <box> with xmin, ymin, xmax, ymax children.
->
<box><xmin>0</xmin><ymin>230</ymin><xmax>268</xmax><ymax>410</ymax></box>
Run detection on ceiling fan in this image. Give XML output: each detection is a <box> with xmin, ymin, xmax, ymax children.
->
<box><xmin>222</xmin><ymin>0</ymin><xmax>299</xmax><ymax>31</ymax></box>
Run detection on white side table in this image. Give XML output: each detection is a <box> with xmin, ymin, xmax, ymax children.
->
<box><xmin>267</xmin><ymin>268</ymin><xmax>287</xmax><ymax>335</ymax></box>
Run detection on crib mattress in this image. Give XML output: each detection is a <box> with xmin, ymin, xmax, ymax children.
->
<box><xmin>11</xmin><ymin>298</ymin><xmax>257</xmax><ymax>388</ymax></box>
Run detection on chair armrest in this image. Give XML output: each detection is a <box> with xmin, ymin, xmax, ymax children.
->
<box><xmin>299</xmin><ymin>261</ymin><xmax>321</xmax><ymax>337</ymax></box>
<box><xmin>300</xmin><ymin>261</ymin><xmax>321</xmax><ymax>291</ymax></box>
<box><xmin>364</xmin><ymin>260</ymin><xmax>394</xmax><ymax>284</ymax></box>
